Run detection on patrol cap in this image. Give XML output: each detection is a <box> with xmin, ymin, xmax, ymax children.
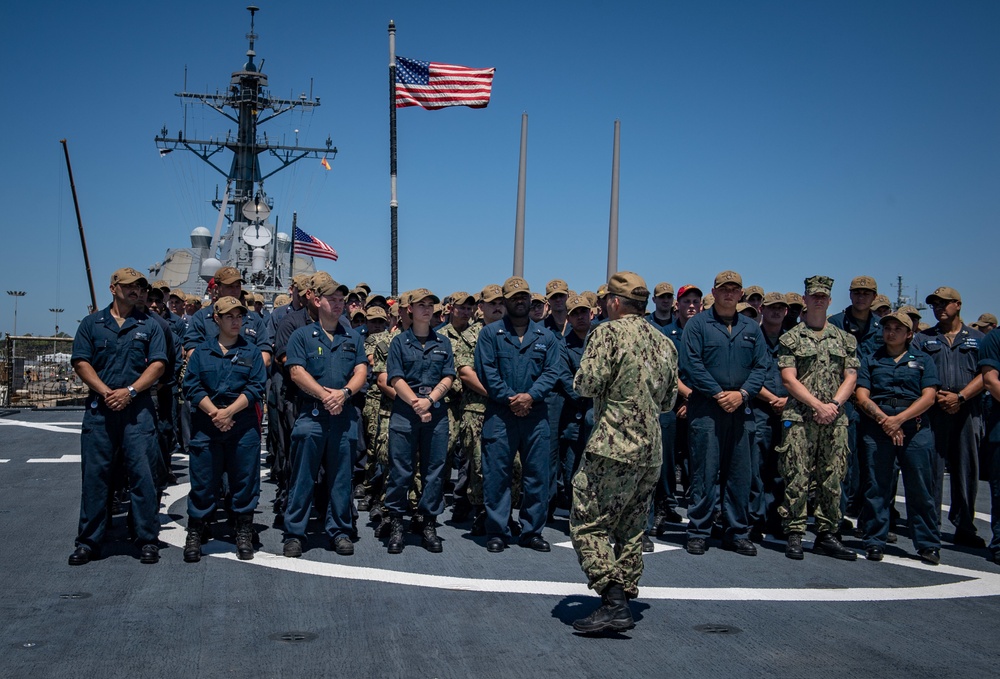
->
<box><xmin>849</xmin><ymin>276</ymin><xmax>878</xmax><ymax>292</ymax></box>
<box><xmin>214</xmin><ymin>266</ymin><xmax>244</xmax><ymax>285</ymax></box>
<box><xmin>214</xmin><ymin>296</ymin><xmax>247</xmax><ymax>316</ymax></box>
<box><xmin>480</xmin><ymin>284</ymin><xmax>503</xmax><ymax>303</ymax></box>
<box><xmin>580</xmin><ymin>290</ymin><xmax>598</xmax><ymax>308</ymax></box>
<box><xmin>743</xmin><ymin>285</ymin><xmax>764</xmax><ymax>299</ymax></box>
<box><xmin>872</xmin><ymin>295</ymin><xmax>892</xmax><ymax>312</ymax></box>
<box><xmin>596</xmin><ymin>283</ymin><xmax>610</xmax><ymax>299</ymax></box>
<box><xmin>186</xmin><ymin>293</ymin><xmax>202</xmax><ymax>305</ymax></box>
<box><xmin>201</xmin><ymin>298</ymin><xmax>212</xmax><ymax>308</ymax></box>
<box><xmin>291</xmin><ymin>274</ymin><xmax>312</xmax><ymax>292</ymax></box>
<box><xmin>351</xmin><ymin>309</ymin><xmax>366</xmax><ymax>321</ymax></box>
<box><xmin>502</xmin><ymin>276</ymin><xmax>530</xmax><ymax>298</ymax></box>
<box><xmin>804</xmin><ymin>275</ymin><xmax>834</xmax><ymax>296</ymax></box>
<box><xmin>408</xmin><ymin>288</ymin><xmax>440</xmax><ymax>305</ymax></box>
<box><xmin>168</xmin><ymin>289</ymin><xmax>185</xmax><ymax>301</ymax></box>
<box><xmin>607</xmin><ymin>271</ymin><xmax>650</xmax><ymax>303</ymax></box>
<box><xmin>654</xmin><ymin>282</ymin><xmax>674</xmax><ymax>298</ymax></box>
<box><xmin>111</xmin><ymin>267</ymin><xmax>147</xmax><ymax>287</ymax></box>
<box><xmin>273</xmin><ymin>294</ymin><xmax>291</xmax><ymax>308</ymax></box>
<box><xmin>366</xmin><ymin>306</ymin><xmax>388</xmax><ymax>321</ymax></box>
<box><xmin>898</xmin><ymin>304</ymin><xmax>922</xmax><ymax>324</ymax></box>
<box><xmin>925</xmin><ymin>286</ymin><xmax>961</xmax><ymax>304</ymax></box>
<box><xmin>450</xmin><ymin>291</ymin><xmax>475</xmax><ymax>306</ymax></box>
<box><xmin>972</xmin><ymin>313</ymin><xmax>997</xmax><ymax>329</ymax></box>
<box><xmin>676</xmin><ymin>284</ymin><xmax>703</xmax><ymax>299</ymax></box>
<box><xmin>389</xmin><ymin>304</ymin><xmax>400</xmax><ymax>318</ymax></box>
<box><xmin>545</xmin><ymin>279</ymin><xmax>569</xmax><ymax>298</ymax></box>
<box><xmin>785</xmin><ymin>292</ymin><xmax>804</xmax><ymax>308</ymax></box>
<box><xmin>355</xmin><ymin>282</ymin><xmax>372</xmax><ymax>295</ymax></box>
<box><xmin>567</xmin><ymin>294</ymin><xmax>591</xmax><ymax>313</ymax></box>
<box><xmin>149</xmin><ymin>279</ymin><xmax>171</xmax><ymax>295</ymax></box>
<box><xmin>713</xmin><ymin>270</ymin><xmax>743</xmax><ymax>288</ymax></box>
<box><xmin>736</xmin><ymin>302</ymin><xmax>759</xmax><ymax>318</ymax></box>
<box><xmin>347</xmin><ymin>288</ymin><xmax>365</xmax><ymax>301</ymax></box>
<box><xmin>702</xmin><ymin>293</ymin><xmax>715</xmax><ymax>309</ymax></box>
<box><xmin>366</xmin><ymin>294</ymin><xmax>389</xmax><ymax>309</ymax></box>
<box><xmin>531</xmin><ymin>293</ymin><xmax>547</xmax><ymax>305</ymax></box>
<box><xmin>397</xmin><ymin>290</ymin><xmax>413</xmax><ymax>307</ymax></box>
<box><xmin>761</xmin><ymin>292</ymin><xmax>788</xmax><ymax>307</ymax></box>
<box><xmin>881</xmin><ymin>310</ymin><xmax>913</xmax><ymax>331</ymax></box>
<box><xmin>311</xmin><ymin>272</ymin><xmax>349</xmax><ymax>297</ymax></box>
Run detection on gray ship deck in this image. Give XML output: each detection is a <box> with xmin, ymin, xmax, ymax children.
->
<box><xmin>2</xmin><ymin>408</ymin><xmax>998</xmax><ymax>678</ymax></box>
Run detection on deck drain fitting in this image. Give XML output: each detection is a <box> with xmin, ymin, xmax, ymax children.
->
<box><xmin>58</xmin><ymin>592</ymin><xmax>92</xmax><ymax>600</ymax></box>
<box><xmin>693</xmin><ymin>624</ymin><xmax>742</xmax><ymax>635</ymax></box>
<box><xmin>269</xmin><ymin>631</ymin><xmax>318</xmax><ymax>643</ymax></box>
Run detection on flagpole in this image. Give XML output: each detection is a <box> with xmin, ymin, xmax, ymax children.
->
<box><xmin>607</xmin><ymin>119</ymin><xmax>620</xmax><ymax>280</ymax></box>
<box><xmin>290</xmin><ymin>212</ymin><xmax>297</xmax><ymax>277</ymax></box>
<box><xmin>388</xmin><ymin>20</ymin><xmax>399</xmax><ymax>297</ymax></box>
<box><xmin>512</xmin><ymin>113</ymin><xmax>527</xmax><ymax>277</ymax></box>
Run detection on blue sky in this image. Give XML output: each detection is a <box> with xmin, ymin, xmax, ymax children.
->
<box><xmin>2</xmin><ymin>1</ymin><xmax>998</xmax><ymax>336</ymax></box>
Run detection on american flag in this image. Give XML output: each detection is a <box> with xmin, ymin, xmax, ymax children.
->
<box><xmin>293</xmin><ymin>227</ymin><xmax>338</xmax><ymax>261</ymax></box>
<box><xmin>395</xmin><ymin>56</ymin><xmax>495</xmax><ymax>110</ymax></box>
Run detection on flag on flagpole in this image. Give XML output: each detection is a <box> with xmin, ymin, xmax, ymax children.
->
<box><xmin>293</xmin><ymin>227</ymin><xmax>339</xmax><ymax>261</ymax></box>
<box><xmin>395</xmin><ymin>56</ymin><xmax>495</xmax><ymax>110</ymax></box>
<box><xmin>321</xmin><ymin>157</ymin><xmax>331</xmax><ymax>170</ymax></box>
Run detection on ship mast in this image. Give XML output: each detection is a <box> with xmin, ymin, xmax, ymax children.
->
<box><xmin>154</xmin><ymin>5</ymin><xmax>335</xmax><ymax>292</ymax></box>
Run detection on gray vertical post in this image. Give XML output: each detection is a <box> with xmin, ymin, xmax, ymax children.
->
<box><xmin>512</xmin><ymin>113</ymin><xmax>528</xmax><ymax>277</ymax></box>
<box><xmin>607</xmin><ymin>119</ymin><xmax>620</xmax><ymax>281</ymax></box>
<box><xmin>389</xmin><ymin>21</ymin><xmax>399</xmax><ymax>296</ymax></box>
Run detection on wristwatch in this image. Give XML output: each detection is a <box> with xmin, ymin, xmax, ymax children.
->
<box><xmin>342</xmin><ymin>387</ymin><xmax>353</xmax><ymax>399</ymax></box>
<box><xmin>957</xmin><ymin>393</ymin><xmax>966</xmax><ymax>404</ymax></box>
<box><xmin>127</xmin><ymin>386</ymin><xmax>138</xmax><ymax>399</ymax></box>
<box><xmin>831</xmin><ymin>399</ymin><xmax>841</xmax><ymax>409</ymax></box>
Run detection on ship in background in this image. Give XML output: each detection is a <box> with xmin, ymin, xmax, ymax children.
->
<box><xmin>149</xmin><ymin>5</ymin><xmax>336</xmax><ymax>303</ymax></box>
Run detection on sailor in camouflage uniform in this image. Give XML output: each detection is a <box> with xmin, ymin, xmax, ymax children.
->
<box><xmin>776</xmin><ymin>276</ymin><xmax>859</xmax><ymax>561</ymax></box>
<box><xmin>570</xmin><ymin>272</ymin><xmax>678</xmax><ymax>635</ymax></box>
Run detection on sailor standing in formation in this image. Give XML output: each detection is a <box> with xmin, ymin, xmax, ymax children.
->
<box><xmin>68</xmin><ymin>265</ymin><xmax>1000</xmax><ymax>621</ymax></box>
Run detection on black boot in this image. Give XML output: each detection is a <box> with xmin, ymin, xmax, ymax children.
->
<box><xmin>813</xmin><ymin>531</ymin><xmax>858</xmax><ymax>561</ymax></box>
<box><xmin>785</xmin><ymin>532</ymin><xmax>804</xmax><ymax>560</ymax></box>
<box><xmin>471</xmin><ymin>508</ymin><xmax>487</xmax><ymax>536</ymax></box>
<box><xmin>422</xmin><ymin>520</ymin><xmax>443</xmax><ymax>553</ymax></box>
<box><xmin>235</xmin><ymin>515</ymin><xmax>255</xmax><ymax>561</ymax></box>
<box><xmin>184</xmin><ymin>520</ymin><xmax>205</xmax><ymax>563</ymax></box>
<box><xmin>387</xmin><ymin>517</ymin><xmax>405</xmax><ymax>554</ymax></box>
<box><xmin>572</xmin><ymin>582</ymin><xmax>635</xmax><ymax>634</ymax></box>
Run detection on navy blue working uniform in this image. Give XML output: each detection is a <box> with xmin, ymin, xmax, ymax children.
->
<box><xmin>555</xmin><ymin>331</ymin><xmax>591</xmax><ymax>507</ymax></box>
<box><xmin>475</xmin><ymin>317</ymin><xmax>561</xmax><ymax>543</ymax></box>
<box><xmin>829</xmin><ymin>307</ymin><xmax>883</xmax><ymax>518</ymax></box>
<box><xmin>680</xmin><ymin>309</ymin><xmax>767</xmax><ymax>542</ymax></box>
<box><xmin>977</xmin><ymin>331</ymin><xmax>1000</xmax><ymax>560</ymax></box>
<box><xmin>183</xmin><ymin>335</ymin><xmax>266</xmax><ymax>522</ymax></box>
<box><xmin>646</xmin><ymin>317</ymin><xmax>685</xmax><ymax>530</ymax></box>
<box><xmin>283</xmin><ymin>322</ymin><xmax>367</xmax><ymax>542</ymax></box>
<box><xmin>71</xmin><ymin>305</ymin><xmax>167</xmax><ymax>551</ymax></box>
<box><xmin>912</xmin><ymin>325</ymin><xmax>985</xmax><ymax>540</ymax></box>
<box><xmin>270</xmin><ymin>305</ymin><xmax>313</xmax><ymax>515</ymax></box>
<box><xmin>857</xmin><ymin>346</ymin><xmax>940</xmax><ymax>552</ymax></box>
<box><xmin>384</xmin><ymin>328</ymin><xmax>456</xmax><ymax>519</ymax></box>
<box><xmin>747</xmin><ymin>330</ymin><xmax>789</xmax><ymax>535</ymax></box>
<box><xmin>184</xmin><ymin>305</ymin><xmax>272</xmax><ymax>358</ymax></box>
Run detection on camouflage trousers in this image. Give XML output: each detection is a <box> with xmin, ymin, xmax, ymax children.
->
<box><xmin>776</xmin><ymin>420</ymin><xmax>848</xmax><ymax>534</ymax></box>
<box><xmin>463</xmin><ymin>409</ymin><xmax>521</xmax><ymax>507</ymax></box>
<box><xmin>362</xmin><ymin>395</ymin><xmax>389</xmax><ymax>500</ymax></box>
<box><xmin>570</xmin><ymin>453</ymin><xmax>659</xmax><ymax>599</ymax></box>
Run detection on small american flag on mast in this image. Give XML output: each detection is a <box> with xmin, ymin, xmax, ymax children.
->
<box><xmin>294</xmin><ymin>227</ymin><xmax>339</xmax><ymax>261</ymax></box>
<box><xmin>395</xmin><ymin>56</ymin><xmax>495</xmax><ymax>110</ymax></box>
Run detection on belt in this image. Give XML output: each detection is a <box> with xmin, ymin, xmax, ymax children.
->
<box><xmin>874</xmin><ymin>397</ymin><xmax>914</xmax><ymax>409</ymax></box>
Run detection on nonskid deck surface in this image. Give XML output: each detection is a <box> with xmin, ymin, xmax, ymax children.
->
<box><xmin>2</xmin><ymin>409</ymin><xmax>998</xmax><ymax>678</ymax></box>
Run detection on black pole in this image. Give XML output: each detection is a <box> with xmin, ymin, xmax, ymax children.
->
<box><xmin>389</xmin><ymin>20</ymin><xmax>398</xmax><ymax>297</ymax></box>
<box><xmin>60</xmin><ymin>139</ymin><xmax>98</xmax><ymax>313</ymax></box>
